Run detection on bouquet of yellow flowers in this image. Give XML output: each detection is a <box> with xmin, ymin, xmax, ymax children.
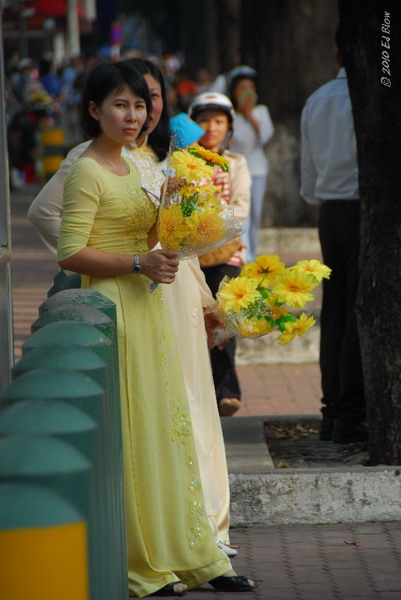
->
<box><xmin>210</xmin><ymin>255</ymin><xmax>331</xmax><ymax>346</ymax></box>
<box><xmin>157</xmin><ymin>144</ymin><xmax>243</xmax><ymax>258</ymax></box>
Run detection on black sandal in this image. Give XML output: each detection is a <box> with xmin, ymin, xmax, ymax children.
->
<box><xmin>148</xmin><ymin>582</ymin><xmax>186</xmax><ymax>597</ymax></box>
<box><xmin>209</xmin><ymin>575</ymin><xmax>256</xmax><ymax>592</ymax></box>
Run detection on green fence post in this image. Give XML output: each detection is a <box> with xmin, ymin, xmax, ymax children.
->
<box><xmin>38</xmin><ymin>293</ymin><xmax>121</xmax><ymax>469</ymax></box>
<box><xmin>29</xmin><ymin>308</ymin><xmax>125</xmax><ymax>584</ymax></box>
<box><xmin>31</xmin><ymin>302</ymin><xmax>114</xmax><ymax>338</ymax></box>
<box><xmin>30</xmin><ymin>305</ymin><xmax>119</xmax><ymax>423</ymax></box>
<box><xmin>0</xmin><ymin>435</ymin><xmax>91</xmax><ymax>529</ymax></box>
<box><xmin>12</xmin><ymin>342</ymin><xmax>106</xmax><ymax>386</ymax></box>
<box><xmin>0</xmin><ymin>366</ymin><xmax>126</xmax><ymax>600</ymax></box>
<box><xmin>51</xmin><ymin>269</ymin><xmax>67</xmax><ymax>287</ymax></box>
<box><xmin>11</xmin><ymin>344</ymin><xmax>110</xmax><ymax>600</ymax></box>
<box><xmin>37</xmin><ymin>293</ymin><xmax>121</xmax><ymax>454</ymax></box>
<box><xmin>0</xmin><ymin>399</ymin><xmax>97</xmax><ymax>467</ymax></box>
<box><xmin>47</xmin><ymin>271</ymin><xmax>81</xmax><ymax>298</ymax></box>
<box><xmin>18</xmin><ymin>324</ymin><xmax>127</xmax><ymax>599</ymax></box>
<box><xmin>39</xmin><ymin>288</ymin><xmax>117</xmax><ymax>325</ymax></box>
<box><xmin>0</xmin><ymin>482</ymin><xmax>89</xmax><ymax>600</ymax></box>
<box><xmin>0</xmin><ymin>400</ymin><xmax>101</xmax><ymax>600</ymax></box>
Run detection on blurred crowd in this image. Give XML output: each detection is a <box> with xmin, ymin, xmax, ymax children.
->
<box><xmin>4</xmin><ymin>49</ymin><xmax>274</xmax><ymax>195</ymax></box>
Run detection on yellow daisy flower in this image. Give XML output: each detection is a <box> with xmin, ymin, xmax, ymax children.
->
<box><xmin>188</xmin><ymin>144</ymin><xmax>230</xmax><ymax>171</ymax></box>
<box><xmin>180</xmin><ymin>184</ymin><xmax>201</xmax><ymax>198</ymax></box>
<box><xmin>238</xmin><ymin>317</ymin><xmax>274</xmax><ymax>337</ymax></box>
<box><xmin>241</xmin><ymin>254</ymin><xmax>286</xmax><ymax>287</ymax></box>
<box><xmin>272</xmin><ymin>270</ymin><xmax>315</xmax><ymax>308</ymax></box>
<box><xmin>266</xmin><ymin>295</ymin><xmax>290</xmax><ymax>320</ymax></box>
<box><xmin>187</xmin><ymin>208</ymin><xmax>225</xmax><ymax>247</ymax></box>
<box><xmin>158</xmin><ymin>204</ymin><xmax>188</xmax><ymax>251</ymax></box>
<box><xmin>292</xmin><ymin>312</ymin><xmax>316</xmax><ymax>335</ymax></box>
<box><xmin>217</xmin><ymin>277</ymin><xmax>260</xmax><ymax>313</ymax></box>
<box><xmin>180</xmin><ymin>183</ymin><xmax>221</xmax><ymax>207</ymax></box>
<box><xmin>278</xmin><ymin>313</ymin><xmax>315</xmax><ymax>344</ymax></box>
<box><xmin>291</xmin><ymin>259</ymin><xmax>332</xmax><ymax>283</ymax></box>
<box><xmin>278</xmin><ymin>330</ymin><xmax>296</xmax><ymax>345</ymax></box>
<box><xmin>170</xmin><ymin>150</ymin><xmax>214</xmax><ymax>183</ymax></box>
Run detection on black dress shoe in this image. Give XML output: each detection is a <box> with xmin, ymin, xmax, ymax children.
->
<box><xmin>209</xmin><ymin>575</ymin><xmax>256</xmax><ymax>592</ymax></box>
<box><xmin>332</xmin><ymin>419</ymin><xmax>368</xmax><ymax>444</ymax></box>
<box><xmin>320</xmin><ymin>415</ymin><xmax>335</xmax><ymax>441</ymax></box>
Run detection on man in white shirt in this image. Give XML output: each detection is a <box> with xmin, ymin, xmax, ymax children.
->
<box><xmin>300</xmin><ymin>44</ymin><xmax>367</xmax><ymax>444</ymax></box>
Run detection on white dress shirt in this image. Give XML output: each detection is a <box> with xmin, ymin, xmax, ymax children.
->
<box><xmin>300</xmin><ymin>68</ymin><xmax>359</xmax><ymax>205</ymax></box>
<box><xmin>230</xmin><ymin>105</ymin><xmax>275</xmax><ymax>177</ymax></box>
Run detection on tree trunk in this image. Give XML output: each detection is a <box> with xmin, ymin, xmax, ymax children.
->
<box><xmin>338</xmin><ymin>0</ymin><xmax>401</xmax><ymax>464</ymax></box>
<box><xmin>240</xmin><ymin>0</ymin><xmax>339</xmax><ymax>227</ymax></box>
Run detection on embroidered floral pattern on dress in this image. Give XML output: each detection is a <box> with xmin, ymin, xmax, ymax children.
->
<box><xmin>155</xmin><ymin>260</ymin><xmax>207</xmax><ymax>550</ymax></box>
<box><xmin>189</xmin><ymin>475</ymin><xmax>202</xmax><ymax>493</ymax></box>
<box><xmin>190</xmin><ymin>499</ymin><xmax>204</xmax><ymax>515</ymax></box>
<box><xmin>126</xmin><ymin>147</ymin><xmax>164</xmax><ymax>206</ymax></box>
<box><xmin>170</xmin><ymin>399</ymin><xmax>192</xmax><ymax>444</ymax></box>
<box><xmin>122</xmin><ymin>184</ymin><xmax>157</xmax><ymax>244</ymax></box>
<box><xmin>185</xmin><ymin>451</ymin><xmax>194</xmax><ymax>467</ymax></box>
<box><xmin>187</xmin><ymin>518</ymin><xmax>203</xmax><ymax>548</ymax></box>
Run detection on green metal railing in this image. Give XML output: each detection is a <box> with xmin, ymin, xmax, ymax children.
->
<box><xmin>0</xmin><ymin>285</ymin><xmax>129</xmax><ymax>599</ymax></box>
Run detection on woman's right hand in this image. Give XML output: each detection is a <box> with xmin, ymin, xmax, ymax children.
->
<box><xmin>140</xmin><ymin>250</ymin><xmax>179</xmax><ymax>284</ymax></box>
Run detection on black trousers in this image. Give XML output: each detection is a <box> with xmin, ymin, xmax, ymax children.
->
<box><xmin>318</xmin><ymin>200</ymin><xmax>365</xmax><ymax>422</ymax></box>
<box><xmin>202</xmin><ymin>263</ymin><xmax>242</xmax><ymax>402</ymax></box>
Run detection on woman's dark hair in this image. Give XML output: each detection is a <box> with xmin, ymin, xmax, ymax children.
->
<box><xmin>123</xmin><ymin>58</ymin><xmax>170</xmax><ymax>161</ymax></box>
<box><xmin>229</xmin><ymin>75</ymin><xmax>258</xmax><ymax>111</ymax></box>
<box><xmin>81</xmin><ymin>61</ymin><xmax>152</xmax><ymax>139</ymax></box>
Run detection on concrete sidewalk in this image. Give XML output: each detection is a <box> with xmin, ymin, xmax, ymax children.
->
<box><xmin>190</xmin><ymin>521</ymin><xmax>401</xmax><ymax>599</ymax></box>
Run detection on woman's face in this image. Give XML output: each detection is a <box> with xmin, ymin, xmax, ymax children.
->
<box><xmin>90</xmin><ymin>85</ymin><xmax>148</xmax><ymax>145</ymax></box>
<box><xmin>233</xmin><ymin>77</ymin><xmax>256</xmax><ymax>103</ymax></box>
<box><xmin>144</xmin><ymin>73</ymin><xmax>163</xmax><ymax>135</ymax></box>
<box><xmin>196</xmin><ymin>110</ymin><xmax>230</xmax><ymax>153</ymax></box>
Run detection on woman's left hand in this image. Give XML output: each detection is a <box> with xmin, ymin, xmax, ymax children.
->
<box><xmin>204</xmin><ymin>310</ymin><xmax>224</xmax><ymax>349</ymax></box>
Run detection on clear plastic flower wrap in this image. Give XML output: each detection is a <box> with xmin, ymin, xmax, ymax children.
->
<box><xmin>209</xmin><ymin>255</ymin><xmax>332</xmax><ymax>347</ymax></box>
<box><xmin>157</xmin><ymin>143</ymin><xmax>243</xmax><ymax>259</ymax></box>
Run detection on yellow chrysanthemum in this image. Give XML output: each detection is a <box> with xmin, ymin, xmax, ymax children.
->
<box><xmin>189</xmin><ymin>144</ymin><xmax>230</xmax><ymax>170</ymax></box>
<box><xmin>238</xmin><ymin>317</ymin><xmax>274</xmax><ymax>337</ymax></box>
<box><xmin>272</xmin><ymin>270</ymin><xmax>315</xmax><ymax>308</ymax></box>
<box><xmin>291</xmin><ymin>260</ymin><xmax>332</xmax><ymax>284</ymax></box>
<box><xmin>180</xmin><ymin>183</ymin><xmax>221</xmax><ymax>207</ymax></box>
<box><xmin>266</xmin><ymin>295</ymin><xmax>290</xmax><ymax>320</ymax></box>
<box><xmin>278</xmin><ymin>313</ymin><xmax>316</xmax><ymax>344</ymax></box>
<box><xmin>278</xmin><ymin>330</ymin><xmax>296</xmax><ymax>345</ymax></box>
<box><xmin>170</xmin><ymin>150</ymin><xmax>214</xmax><ymax>183</ymax></box>
<box><xmin>179</xmin><ymin>184</ymin><xmax>201</xmax><ymax>198</ymax></box>
<box><xmin>241</xmin><ymin>255</ymin><xmax>286</xmax><ymax>287</ymax></box>
<box><xmin>158</xmin><ymin>204</ymin><xmax>188</xmax><ymax>251</ymax></box>
<box><xmin>217</xmin><ymin>277</ymin><xmax>260</xmax><ymax>313</ymax></box>
<box><xmin>187</xmin><ymin>208</ymin><xmax>225</xmax><ymax>247</ymax></box>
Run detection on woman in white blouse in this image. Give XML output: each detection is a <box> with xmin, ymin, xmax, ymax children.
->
<box><xmin>229</xmin><ymin>70</ymin><xmax>274</xmax><ymax>262</ymax></box>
